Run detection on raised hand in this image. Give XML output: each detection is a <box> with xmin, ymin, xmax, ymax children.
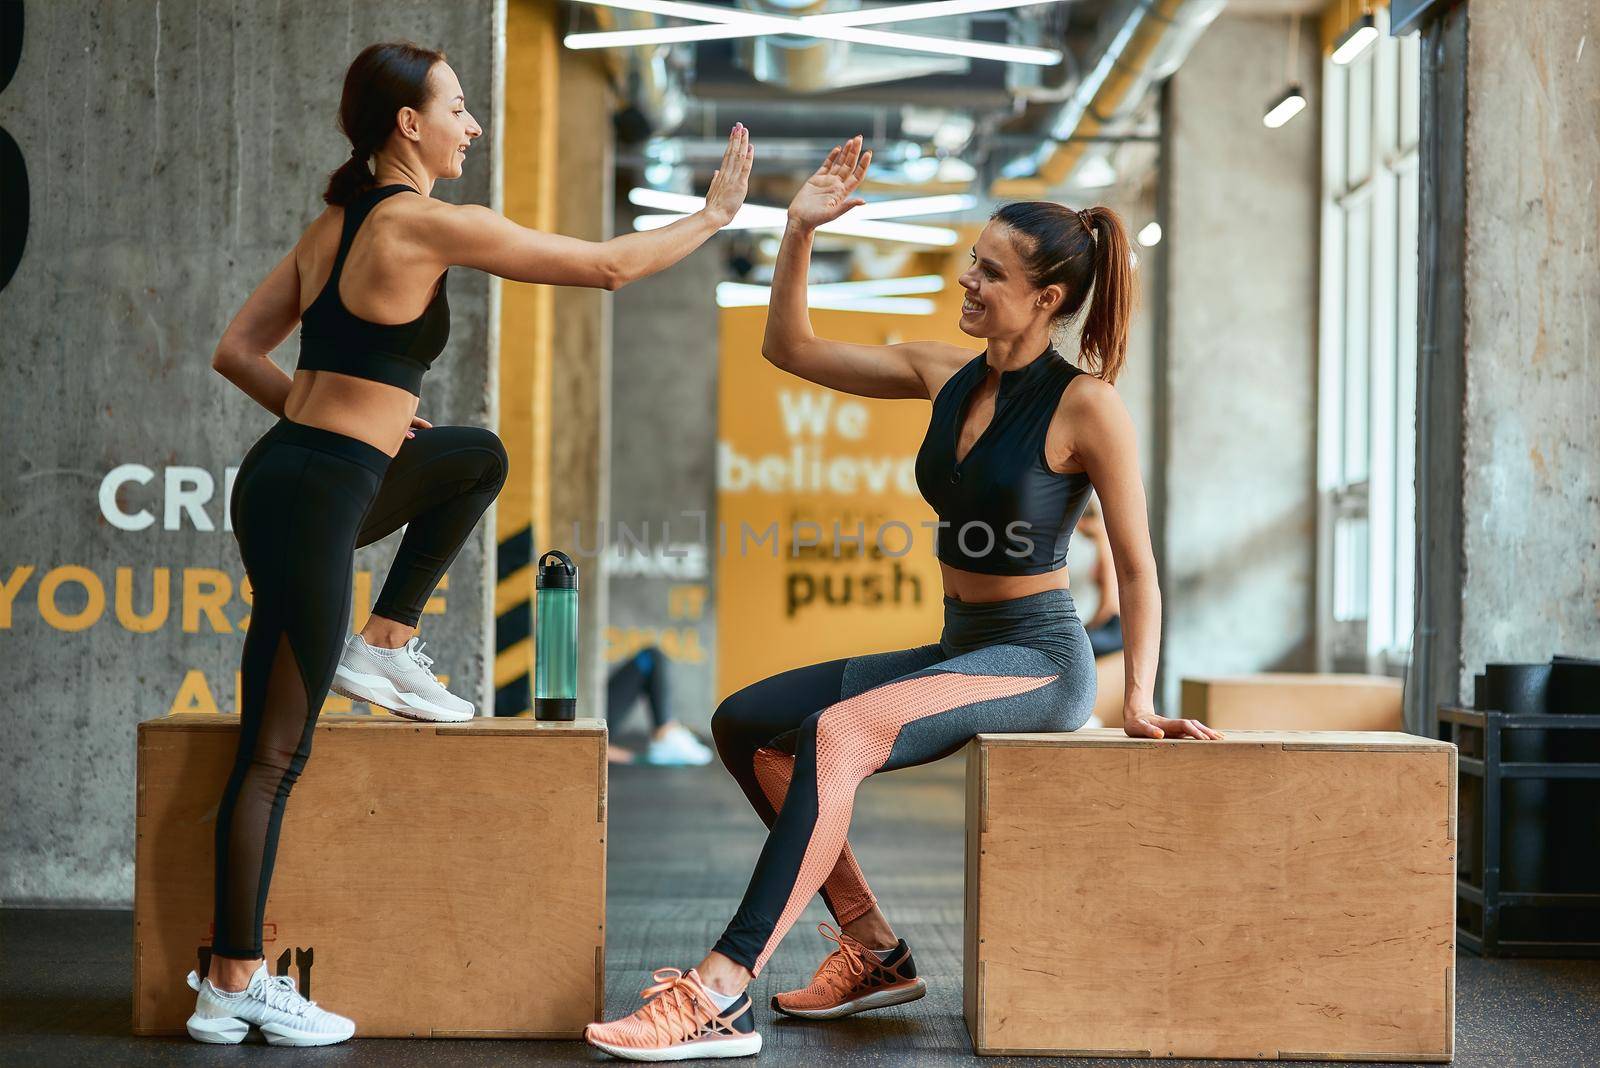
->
<box><xmin>788</xmin><ymin>135</ymin><xmax>872</xmax><ymax>231</ymax></box>
<box><xmin>702</xmin><ymin>123</ymin><xmax>754</xmax><ymax>228</ymax></box>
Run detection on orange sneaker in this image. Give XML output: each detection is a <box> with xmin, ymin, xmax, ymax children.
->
<box><xmin>770</xmin><ymin>923</ymin><xmax>926</xmax><ymax>1020</ymax></box>
<box><xmin>585</xmin><ymin>967</ymin><xmax>761</xmax><ymax>1061</ymax></box>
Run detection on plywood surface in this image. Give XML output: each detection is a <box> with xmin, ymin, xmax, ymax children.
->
<box><xmin>980</xmin><ymin>727</ymin><xmax>1447</xmax><ymax>750</ymax></box>
<box><xmin>142</xmin><ymin>712</ymin><xmax>607</xmax><ymax>735</ymax></box>
<box><xmin>134</xmin><ymin>716</ymin><xmax>606</xmax><ymax>1038</ymax></box>
<box><xmin>965</xmin><ymin>736</ymin><xmax>1456</xmax><ymax>1060</ymax></box>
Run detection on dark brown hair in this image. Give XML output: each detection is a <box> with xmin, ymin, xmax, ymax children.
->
<box><xmin>991</xmin><ymin>201</ymin><xmax>1135</xmax><ymax>384</ymax></box>
<box><xmin>323</xmin><ymin>41</ymin><xmax>446</xmax><ymax>206</ymax></box>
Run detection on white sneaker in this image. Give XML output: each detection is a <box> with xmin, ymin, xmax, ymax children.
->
<box><xmin>332</xmin><ymin>634</ymin><xmax>475</xmax><ymax>722</ymax></box>
<box><xmin>185</xmin><ymin>964</ymin><xmax>355</xmax><ymax>1046</ymax></box>
<box><xmin>645</xmin><ymin>723</ymin><xmax>714</xmax><ymax>766</ymax></box>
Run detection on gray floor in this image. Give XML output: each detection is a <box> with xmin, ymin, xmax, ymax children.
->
<box><xmin>3</xmin><ymin>750</ymin><xmax>1599</xmax><ymax>1066</ymax></box>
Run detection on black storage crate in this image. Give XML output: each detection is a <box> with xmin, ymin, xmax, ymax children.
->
<box><xmin>1439</xmin><ymin>705</ymin><xmax>1600</xmax><ymax>957</ymax></box>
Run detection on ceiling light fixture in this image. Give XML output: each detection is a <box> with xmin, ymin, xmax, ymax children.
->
<box><xmin>1331</xmin><ymin>3</ymin><xmax>1378</xmax><ymax>66</ymax></box>
<box><xmin>629</xmin><ymin>188</ymin><xmax>970</xmax><ymax>222</ymax></box>
<box><xmin>846</xmin><ymin>193</ymin><xmax>975</xmax><ymax>219</ymax></box>
<box><xmin>717</xmin><ymin>281</ymin><xmax>938</xmax><ymax>315</ymax></box>
<box><xmin>811</xmin><ymin>275</ymin><xmax>946</xmax><ymax>297</ymax></box>
<box><xmin>629</xmin><ymin>189</ymin><xmax>964</xmax><ymax>246</ymax></box>
<box><xmin>1264</xmin><ymin>14</ymin><xmax>1307</xmax><ymax>130</ymax></box>
<box><xmin>1074</xmin><ymin>156</ymin><xmax>1117</xmax><ymax>190</ymax></box>
<box><xmin>634</xmin><ymin>212</ymin><xmax>959</xmax><ymax>246</ymax></box>
<box><xmin>1264</xmin><ymin>84</ymin><xmax>1307</xmax><ymax>129</ymax></box>
<box><xmin>565</xmin><ymin>0</ymin><xmax>1064</xmax><ymax>65</ymax></box>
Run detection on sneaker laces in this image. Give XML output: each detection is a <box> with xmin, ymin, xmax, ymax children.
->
<box><xmin>634</xmin><ymin>968</ymin><xmax>719</xmax><ymax>1045</ymax></box>
<box><xmin>405</xmin><ymin>638</ymin><xmax>438</xmax><ymax>677</ymax></box>
<box><xmin>810</xmin><ymin>923</ymin><xmax>868</xmax><ymax>989</ymax></box>
<box><xmin>256</xmin><ymin>973</ymin><xmax>316</xmax><ymax>1017</ymax></box>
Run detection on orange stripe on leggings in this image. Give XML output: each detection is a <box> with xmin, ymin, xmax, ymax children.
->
<box><xmin>752</xmin><ymin>747</ymin><xmax>878</xmax><ymax>926</ymax></box>
<box><xmin>751</xmin><ymin>671</ymin><xmax>1056</xmax><ymax>975</ymax></box>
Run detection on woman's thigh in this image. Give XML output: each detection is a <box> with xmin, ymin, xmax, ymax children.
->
<box><xmin>357</xmin><ymin>425</ymin><xmax>506</xmax><ymax>546</ymax></box>
<box><xmin>712</xmin><ymin>643</ymin><xmax>945</xmax><ymax>756</ymax></box>
<box><xmin>858</xmin><ymin>642</ymin><xmax>1096</xmax><ymax>774</ymax></box>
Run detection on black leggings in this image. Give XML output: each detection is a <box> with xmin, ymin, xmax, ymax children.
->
<box><xmin>607</xmin><ymin>646</ymin><xmax>670</xmax><ymax>730</ymax></box>
<box><xmin>709</xmin><ymin>590</ymin><xmax>1096</xmax><ymax>975</ymax></box>
<box><xmin>212</xmin><ymin>418</ymin><xmax>507</xmax><ymax>959</ymax></box>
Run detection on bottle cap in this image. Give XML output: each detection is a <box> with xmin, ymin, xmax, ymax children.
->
<box><xmin>536</xmin><ymin>549</ymin><xmax>579</xmax><ymax>591</ymax></box>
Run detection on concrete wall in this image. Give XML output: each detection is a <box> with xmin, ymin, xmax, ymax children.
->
<box><xmin>1455</xmin><ymin>0</ymin><xmax>1600</xmax><ymax>690</ymax></box>
<box><xmin>0</xmin><ymin>1</ymin><xmax>497</xmax><ymax>905</ymax></box>
<box><xmin>607</xmin><ymin>238</ymin><xmax>724</xmax><ymax>737</ymax></box>
<box><xmin>1158</xmin><ymin>14</ymin><xmax>1322</xmax><ymax>710</ymax></box>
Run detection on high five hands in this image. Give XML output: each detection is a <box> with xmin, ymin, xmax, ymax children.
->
<box><xmin>703</xmin><ymin>123</ymin><xmax>754</xmax><ymax>228</ymax></box>
<box><xmin>788</xmin><ymin>135</ymin><xmax>872</xmax><ymax>230</ymax></box>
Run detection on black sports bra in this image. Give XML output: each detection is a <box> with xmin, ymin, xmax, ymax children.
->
<box><xmin>298</xmin><ymin>184</ymin><xmax>450</xmax><ymax>396</ymax></box>
<box><xmin>913</xmin><ymin>347</ymin><xmax>1094</xmax><ymax>575</ymax></box>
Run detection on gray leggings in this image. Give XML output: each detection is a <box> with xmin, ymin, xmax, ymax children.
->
<box><xmin>710</xmin><ymin>588</ymin><xmax>1096</xmax><ymax>973</ymax></box>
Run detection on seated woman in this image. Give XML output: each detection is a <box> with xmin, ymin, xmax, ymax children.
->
<box><xmin>607</xmin><ymin>646</ymin><xmax>714</xmax><ymax>766</ymax></box>
<box><xmin>584</xmin><ymin>137</ymin><xmax>1218</xmax><ymax>1063</ymax></box>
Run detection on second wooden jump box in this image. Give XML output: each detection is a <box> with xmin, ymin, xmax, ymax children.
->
<box><xmin>964</xmin><ymin>728</ymin><xmax>1456</xmax><ymax>1061</ymax></box>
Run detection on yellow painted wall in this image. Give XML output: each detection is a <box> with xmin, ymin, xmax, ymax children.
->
<box><xmin>715</xmin><ymin>246</ymin><xmax>980</xmax><ymax>699</ymax></box>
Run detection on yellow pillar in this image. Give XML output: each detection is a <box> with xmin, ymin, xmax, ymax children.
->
<box><xmin>494</xmin><ymin>0</ymin><xmax>558</xmax><ymax>715</ymax></box>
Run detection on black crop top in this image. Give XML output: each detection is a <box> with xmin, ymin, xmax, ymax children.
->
<box><xmin>913</xmin><ymin>347</ymin><xmax>1094</xmax><ymax>575</ymax></box>
<box><xmin>298</xmin><ymin>184</ymin><xmax>450</xmax><ymax>396</ymax></box>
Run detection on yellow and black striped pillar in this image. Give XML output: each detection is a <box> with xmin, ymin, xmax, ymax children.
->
<box><xmin>494</xmin><ymin>523</ymin><xmax>535</xmax><ymax>715</ymax></box>
<box><xmin>494</xmin><ymin>0</ymin><xmax>559</xmax><ymax>715</ymax></box>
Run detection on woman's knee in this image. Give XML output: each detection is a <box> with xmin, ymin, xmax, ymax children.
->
<box><xmin>710</xmin><ymin>690</ymin><xmax>756</xmax><ymax>757</ymax></box>
<box><xmin>473</xmin><ymin>428</ymin><xmax>509</xmax><ymax>490</ymax></box>
<box><xmin>802</xmin><ymin>707</ymin><xmax>868</xmax><ymax>781</ymax></box>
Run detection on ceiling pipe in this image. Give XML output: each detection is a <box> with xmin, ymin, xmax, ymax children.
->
<box><xmin>588</xmin><ymin>5</ymin><xmax>689</xmax><ymax>136</ymax></box>
<box><xmin>990</xmin><ymin>0</ymin><xmax>1223</xmax><ymax>197</ymax></box>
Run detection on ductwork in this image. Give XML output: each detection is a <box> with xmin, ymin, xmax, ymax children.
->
<box><xmin>991</xmin><ymin>0</ymin><xmax>1225</xmax><ymax>197</ymax></box>
<box><xmin>591</xmin><ymin>6</ymin><xmax>689</xmax><ymax>137</ymax></box>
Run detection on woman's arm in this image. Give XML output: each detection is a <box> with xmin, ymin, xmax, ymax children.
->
<box><xmin>425</xmin><ymin>125</ymin><xmax>753</xmax><ymax>290</ymax></box>
<box><xmin>211</xmin><ymin>247</ymin><xmax>301</xmax><ymax>416</ymax></box>
<box><xmin>764</xmin><ymin>137</ymin><xmax>969</xmax><ymax>400</ymax></box>
<box><xmin>1067</xmin><ymin>379</ymin><xmax>1220</xmax><ymax>741</ymax></box>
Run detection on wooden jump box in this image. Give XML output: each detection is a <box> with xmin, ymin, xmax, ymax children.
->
<box><xmin>134</xmin><ymin>714</ymin><xmax>607</xmax><ymax>1039</ymax></box>
<box><xmin>1181</xmin><ymin>674</ymin><xmax>1405</xmax><ymax>732</ymax></box>
<box><xmin>964</xmin><ymin>729</ymin><xmax>1456</xmax><ymax>1061</ymax></box>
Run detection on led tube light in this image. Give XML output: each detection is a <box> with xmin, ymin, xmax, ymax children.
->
<box><xmin>567</xmin><ymin>0</ymin><xmax>1062</xmax><ymax>64</ymax></box>
<box><xmin>1263</xmin><ymin>83</ymin><xmax>1307</xmax><ymax>129</ymax></box>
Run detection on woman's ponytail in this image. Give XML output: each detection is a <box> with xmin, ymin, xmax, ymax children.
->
<box><xmin>1077</xmin><ymin>206</ymin><xmax>1133</xmax><ymax>384</ymax></box>
<box><xmin>324</xmin><ymin>146</ymin><xmax>376</xmax><ymax>207</ymax></box>
<box><xmin>991</xmin><ymin>200</ymin><xmax>1138</xmax><ymax>385</ymax></box>
<box><xmin>322</xmin><ymin>41</ymin><xmax>446</xmax><ymax>206</ymax></box>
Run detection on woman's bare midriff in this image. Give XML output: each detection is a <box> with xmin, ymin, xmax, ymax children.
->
<box><xmin>283</xmin><ymin>370</ymin><xmax>418</xmax><ymax>457</ymax></box>
<box><xmin>939</xmin><ymin>561</ymin><xmax>1070</xmax><ymax>604</ymax></box>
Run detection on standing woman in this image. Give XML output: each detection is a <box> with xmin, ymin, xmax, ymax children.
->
<box><xmin>185</xmin><ymin>41</ymin><xmax>753</xmax><ymax>1046</ymax></box>
<box><xmin>585</xmin><ymin>137</ymin><xmax>1217</xmax><ymax>1063</ymax></box>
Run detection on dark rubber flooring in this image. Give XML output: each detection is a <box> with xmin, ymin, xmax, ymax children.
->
<box><xmin>3</xmin><ymin>751</ymin><xmax>1598</xmax><ymax>1066</ymax></box>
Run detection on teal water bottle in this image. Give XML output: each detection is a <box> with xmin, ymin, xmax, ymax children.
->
<box><xmin>534</xmin><ymin>550</ymin><xmax>579</xmax><ymax>721</ymax></box>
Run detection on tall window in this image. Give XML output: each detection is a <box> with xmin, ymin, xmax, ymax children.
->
<box><xmin>1317</xmin><ymin>10</ymin><xmax>1421</xmax><ymax>673</ymax></box>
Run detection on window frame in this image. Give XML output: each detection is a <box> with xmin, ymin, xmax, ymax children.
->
<box><xmin>1316</xmin><ymin>9</ymin><xmax>1422</xmax><ymax>676</ymax></box>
